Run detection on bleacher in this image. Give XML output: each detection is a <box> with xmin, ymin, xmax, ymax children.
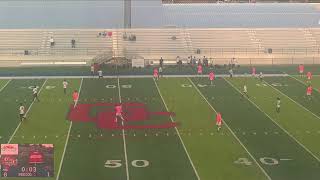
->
<box><xmin>0</xmin><ymin>30</ymin><xmax>44</xmax><ymax>56</ymax></box>
<box><xmin>254</xmin><ymin>29</ymin><xmax>318</xmax><ymax>54</ymax></box>
<box><xmin>44</xmin><ymin>30</ymin><xmax>113</xmax><ymax>56</ymax></box>
<box><xmin>0</xmin><ymin>28</ymin><xmax>320</xmax><ymax>66</ymax></box>
<box><xmin>122</xmin><ymin>29</ymin><xmax>188</xmax><ymax>59</ymax></box>
<box><xmin>189</xmin><ymin>29</ymin><xmax>259</xmax><ymax>56</ymax></box>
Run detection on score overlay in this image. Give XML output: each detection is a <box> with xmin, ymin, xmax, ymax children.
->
<box><xmin>0</xmin><ymin>144</ymin><xmax>54</xmax><ymax>177</ymax></box>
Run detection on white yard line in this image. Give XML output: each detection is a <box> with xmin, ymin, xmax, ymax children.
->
<box><xmin>0</xmin><ymin>79</ymin><xmax>11</xmax><ymax>92</ymax></box>
<box><xmin>188</xmin><ymin>77</ymin><xmax>271</xmax><ymax>180</ymax></box>
<box><xmin>264</xmin><ymin>79</ymin><xmax>320</xmax><ymax>127</ymax></box>
<box><xmin>118</xmin><ymin>77</ymin><xmax>130</xmax><ymax>180</ymax></box>
<box><xmin>153</xmin><ymin>78</ymin><xmax>201</xmax><ymax>180</ymax></box>
<box><xmin>289</xmin><ymin>75</ymin><xmax>309</xmax><ymax>86</ymax></box>
<box><xmin>0</xmin><ymin>74</ymin><xmax>288</xmax><ymax>80</ymax></box>
<box><xmin>224</xmin><ymin>77</ymin><xmax>320</xmax><ymax>163</ymax></box>
<box><xmin>56</xmin><ymin>78</ymin><xmax>83</xmax><ymax>180</ymax></box>
<box><xmin>8</xmin><ymin>79</ymin><xmax>48</xmax><ymax>143</ymax></box>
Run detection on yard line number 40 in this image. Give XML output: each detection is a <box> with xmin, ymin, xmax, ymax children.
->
<box><xmin>234</xmin><ymin>157</ymin><xmax>282</xmax><ymax>166</ymax></box>
<box><xmin>105</xmin><ymin>160</ymin><xmax>150</xmax><ymax>168</ymax></box>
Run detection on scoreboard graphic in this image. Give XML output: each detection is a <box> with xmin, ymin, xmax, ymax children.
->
<box><xmin>0</xmin><ymin>144</ymin><xmax>54</xmax><ymax>177</ymax></box>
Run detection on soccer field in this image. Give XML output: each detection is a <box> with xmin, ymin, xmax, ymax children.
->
<box><xmin>2</xmin><ymin>75</ymin><xmax>320</xmax><ymax>180</ymax></box>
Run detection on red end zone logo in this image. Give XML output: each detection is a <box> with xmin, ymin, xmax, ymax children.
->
<box><xmin>1</xmin><ymin>144</ymin><xmax>18</xmax><ymax>155</ymax></box>
<box><xmin>67</xmin><ymin>102</ymin><xmax>178</xmax><ymax>129</ymax></box>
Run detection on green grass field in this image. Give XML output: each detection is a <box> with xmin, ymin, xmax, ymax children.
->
<box><xmin>2</xmin><ymin>75</ymin><xmax>320</xmax><ymax>180</ymax></box>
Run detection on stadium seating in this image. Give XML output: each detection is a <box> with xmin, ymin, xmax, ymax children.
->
<box><xmin>121</xmin><ymin>28</ymin><xmax>188</xmax><ymax>59</ymax></box>
<box><xmin>0</xmin><ymin>28</ymin><xmax>319</xmax><ymax>66</ymax></box>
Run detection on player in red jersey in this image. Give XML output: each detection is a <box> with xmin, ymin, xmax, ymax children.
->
<box><xmin>298</xmin><ymin>64</ymin><xmax>304</xmax><ymax>77</ymax></box>
<box><xmin>197</xmin><ymin>64</ymin><xmax>203</xmax><ymax>75</ymax></box>
<box><xmin>252</xmin><ymin>67</ymin><xmax>256</xmax><ymax>77</ymax></box>
<box><xmin>72</xmin><ymin>90</ymin><xmax>79</xmax><ymax>107</ymax></box>
<box><xmin>216</xmin><ymin>112</ymin><xmax>222</xmax><ymax>131</ymax></box>
<box><xmin>153</xmin><ymin>67</ymin><xmax>159</xmax><ymax>80</ymax></box>
<box><xmin>307</xmin><ymin>71</ymin><xmax>312</xmax><ymax>84</ymax></box>
<box><xmin>209</xmin><ymin>71</ymin><xmax>215</xmax><ymax>85</ymax></box>
<box><xmin>306</xmin><ymin>85</ymin><xmax>313</xmax><ymax>100</ymax></box>
<box><xmin>115</xmin><ymin>103</ymin><xmax>125</xmax><ymax>123</ymax></box>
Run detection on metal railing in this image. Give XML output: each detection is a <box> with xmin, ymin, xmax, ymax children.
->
<box><xmin>0</xmin><ymin>47</ymin><xmax>319</xmax><ymax>57</ymax></box>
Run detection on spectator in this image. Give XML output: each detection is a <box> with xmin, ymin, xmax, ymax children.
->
<box><xmin>159</xmin><ymin>66</ymin><xmax>163</xmax><ymax>77</ymax></box>
<box><xmin>159</xmin><ymin>57</ymin><xmax>164</xmax><ymax>67</ymax></box>
<box><xmin>229</xmin><ymin>68</ymin><xmax>233</xmax><ymax>78</ymax></box>
<box><xmin>98</xmin><ymin>70</ymin><xmax>103</xmax><ymax>78</ymax></box>
<box><xmin>91</xmin><ymin>64</ymin><xmax>95</xmax><ymax>77</ymax></box>
<box><xmin>188</xmin><ymin>56</ymin><xmax>192</xmax><ymax>65</ymax></box>
<box><xmin>71</xmin><ymin>39</ymin><xmax>76</xmax><ymax>48</ymax></box>
<box><xmin>107</xmin><ymin>31</ymin><xmax>113</xmax><ymax>38</ymax></box>
<box><xmin>203</xmin><ymin>56</ymin><xmax>208</xmax><ymax>67</ymax></box>
<box><xmin>50</xmin><ymin>37</ymin><xmax>55</xmax><ymax>47</ymax></box>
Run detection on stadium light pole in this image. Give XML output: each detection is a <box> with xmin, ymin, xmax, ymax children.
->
<box><xmin>124</xmin><ymin>0</ymin><xmax>131</xmax><ymax>28</ymax></box>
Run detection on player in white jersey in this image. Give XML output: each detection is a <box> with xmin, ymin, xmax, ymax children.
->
<box><xmin>259</xmin><ymin>72</ymin><xmax>263</xmax><ymax>82</ymax></box>
<box><xmin>276</xmin><ymin>97</ymin><xmax>281</xmax><ymax>113</ymax></box>
<box><xmin>243</xmin><ymin>85</ymin><xmax>249</xmax><ymax>98</ymax></box>
<box><xmin>33</xmin><ymin>86</ymin><xmax>40</xmax><ymax>102</ymax></box>
<box><xmin>98</xmin><ymin>70</ymin><xmax>103</xmax><ymax>78</ymax></box>
<box><xmin>63</xmin><ymin>79</ymin><xmax>68</xmax><ymax>95</ymax></box>
<box><xmin>19</xmin><ymin>103</ymin><xmax>26</xmax><ymax>121</ymax></box>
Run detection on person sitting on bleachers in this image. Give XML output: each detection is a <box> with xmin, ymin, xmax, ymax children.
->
<box><xmin>71</xmin><ymin>39</ymin><xmax>76</xmax><ymax>48</ymax></box>
<box><xmin>50</xmin><ymin>37</ymin><xmax>55</xmax><ymax>47</ymax></box>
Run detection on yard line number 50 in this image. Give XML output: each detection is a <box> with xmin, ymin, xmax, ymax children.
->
<box><xmin>105</xmin><ymin>160</ymin><xmax>149</xmax><ymax>168</ymax></box>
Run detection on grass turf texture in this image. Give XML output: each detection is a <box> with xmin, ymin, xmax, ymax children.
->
<box><xmin>228</xmin><ymin>77</ymin><xmax>320</xmax><ymax>160</ymax></box>
<box><xmin>190</xmin><ymin>77</ymin><xmax>320</xmax><ymax>180</ymax></box>
<box><xmin>3</xmin><ymin>76</ymin><xmax>320</xmax><ymax>180</ymax></box>
<box><xmin>157</xmin><ymin>77</ymin><xmax>267</xmax><ymax>180</ymax></box>
<box><xmin>2</xmin><ymin>65</ymin><xmax>320</xmax><ymax>77</ymax></box>
<box><xmin>6</xmin><ymin>79</ymin><xmax>81</xmax><ymax>180</ymax></box>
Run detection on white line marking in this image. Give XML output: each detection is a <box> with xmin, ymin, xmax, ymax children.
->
<box><xmin>56</xmin><ymin>78</ymin><xmax>83</xmax><ymax>180</ymax></box>
<box><xmin>289</xmin><ymin>75</ymin><xmax>320</xmax><ymax>93</ymax></box>
<box><xmin>154</xmin><ymin>78</ymin><xmax>201</xmax><ymax>180</ymax></box>
<box><xmin>118</xmin><ymin>77</ymin><xmax>130</xmax><ymax>180</ymax></box>
<box><xmin>188</xmin><ymin>77</ymin><xmax>271</xmax><ymax>180</ymax></box>
<box><xmin>0</xmin><ymin>74</ymin><xmax>288</xmax><ymax>80</ymax></box>
<box><xmin>280</xmin><ymin>159</ymin><xmax>293</xmax><ymax>161</ymax></box>
<box><xmin>264</xmin><ymin>79</ymin><xmax>320</xmax><ymax>125</ymax></box>
<box><xmin>8</xmin><ymin>79</ymin><xmax>47</xmax><ymax>143</ymax></box>
<box><xmin>0</xmin><ymin>79</ymin><xmax>11</xmax><ymax>92</ymax></box>
<box><xmin>224</xmin><ymin>77</ymin><xmax>320</xmax><ymax>163</ymax></box>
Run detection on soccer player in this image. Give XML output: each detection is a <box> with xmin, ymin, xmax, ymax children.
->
<box><xmin>307</xmin><ymin>71</ymin><xmax>312</xmax><ymax>84</ymax></box>
<box><xmin>243</xmin><ymin>85</ymin><xmax>249</xmax><ymax>98</ymax></box>
<box><xmin>115</xmin><ymin>103</ymin><xmax>125</xmax><ymax>123</ymax></box>
<box><xmin>209</xmin><ymin>71</ymin><xmax>215</xmax><ymax>85</ymax></box>
<box><xmin>197</xmin><ymin>64</ymin><xmax>203</xmax><ymax>76</ymax></box>
<box><xmin>276</xmin><ymin>97</ymin><xmax>281</xmax><ymax>113</ymax></box>
<box><xmin>259</xmin><ymin>72</ymin><xmax>263</xmax><ymax>82</ymax></box>
<box><xmin>63</xmin><ymin>79</ymin><xmax>68</xmax><ymax>95</ymax></box>
<box><xmin>216</xmin><ymin>112</ymin><xmax>222</xmax><ymax>131</ymax></box>
<box><xmin>252</xmin><ymin>67</ymin><xmax>256</xmax><ymax>77</ymax></box>
<box><xmin>19</xmin><ymin>103</ymin><xmax>26</xmax><ymax>121</ymax></box>
<box><xmin>98</xmin><ymin>69</ymin><xmax>103</xmax><ymax>79</ymax></box>
<box><xmin>306</xmin><ymin>85</ymin><xmax>312</xmax><ymax>100</ymax></box>
<box><xmin>153</xmin><ymin>67</ymin><xmax>159</xmax><ymax>80</ymax></box>
<box><xmin>298</xmin><ymin>64</ymin><xmax>304</xmax><ymax>77</ymax></box>
<box><xmin>32</xmin><ymin>85</ymin><xmax>40</xmax><ymax>102</ymax></box>
<box><xmin>72</xmin><ymin>90</ymin><xmax>79</xmax><ymax>107</ymax></box>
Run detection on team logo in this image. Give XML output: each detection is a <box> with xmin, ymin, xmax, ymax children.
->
<box><xmin>1</xmin><ymin>144</ymin><xmax>18</xmax><ymax>155</ymax></box>
<box><xmin>67</xmin><ymin>102</ymin><xmax>178</xmax><ymax>129</ymax></box>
